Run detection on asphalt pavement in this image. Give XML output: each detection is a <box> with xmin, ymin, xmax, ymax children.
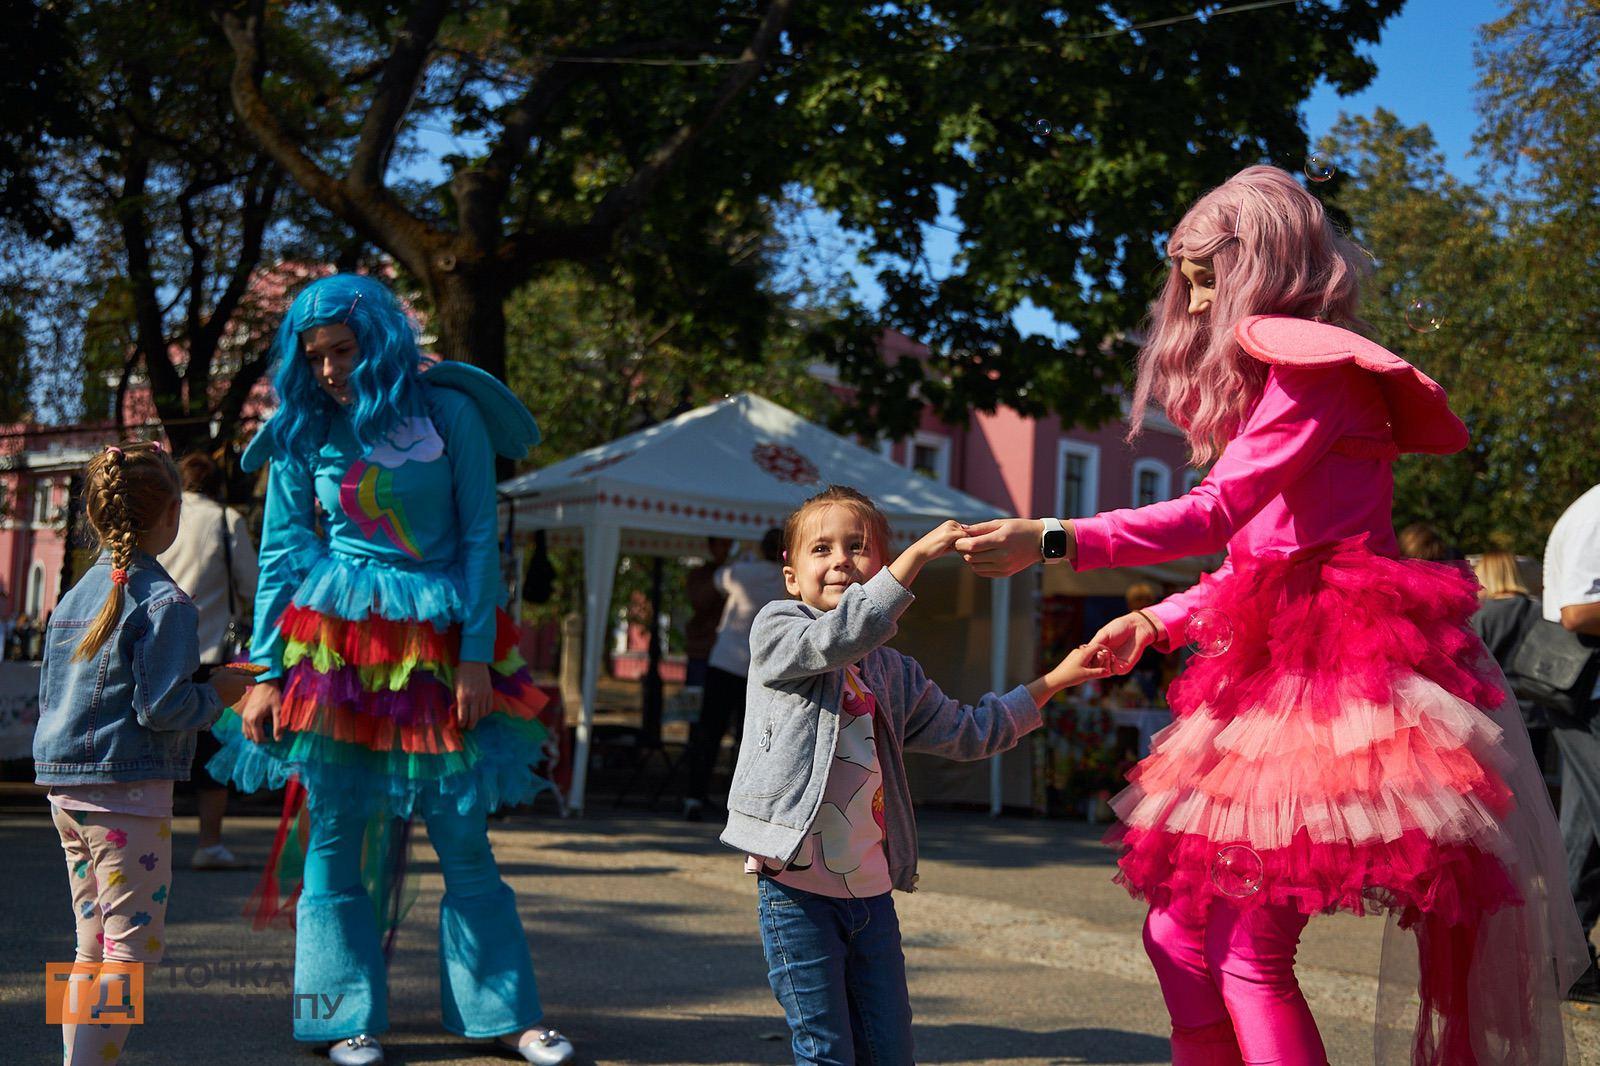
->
<box><xmin>3</xmin><ymin>789</ymin><xmax>1598</xmax><ymax>1065</ymax></box>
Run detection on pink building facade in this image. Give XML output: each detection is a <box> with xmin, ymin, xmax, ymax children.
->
<box><xmin>0</xmin><ymin>423</ymin><xmax>113</xmax><ymax>627</ymax></box>
<box><xmin>870</xmin><ymin>331</ymin><xmax>1193</xmax><ymax>532</ymax></box>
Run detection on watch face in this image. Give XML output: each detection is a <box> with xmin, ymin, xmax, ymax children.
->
<box><xmin>1042</xmin><ymin>529</ymin><xmax>1068</xmax><ymax>559</ymax></box>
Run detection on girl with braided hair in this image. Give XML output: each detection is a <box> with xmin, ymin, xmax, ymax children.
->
<box><xmin>34</xmin><ymin>442</ymin><xmax>255</xmax><ymax>1065</ymax></box>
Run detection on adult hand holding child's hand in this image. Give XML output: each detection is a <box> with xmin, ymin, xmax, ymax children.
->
<box><xmin>239</xmin><ymin>679</ymin><xmax>282</xmax><ymax>743</ymax></box>
<box><xmin>1091</xmin><ymin>611</ymin><xmax>1166</xmax><ymax>674</ymax></box>
<box><xmin>955</xmin><ymin>518</ymin><xmax>1063</xmax><ymax>578</ymax></box>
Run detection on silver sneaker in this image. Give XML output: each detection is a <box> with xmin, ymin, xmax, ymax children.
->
<box><xmin>328</xmin><ymin>1034</ymin><xmax>384</xmax><ymax>1066</ymax></box>
<box><xmin>499</xmin><ymin>1027</ymin><xmax>575</xmax><ymax>1065</ymax></box>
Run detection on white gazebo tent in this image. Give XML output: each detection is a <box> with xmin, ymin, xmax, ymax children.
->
<box><xmin>498</xmin><ymin>393</ymin><xmax>1017</xmax><ymax>814</ymax></box>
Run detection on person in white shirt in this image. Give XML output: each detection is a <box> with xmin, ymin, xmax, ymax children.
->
<box><xmin>684</xmin><ymin>529</ymin><xmax>787</xmax><ymax>821</ymax></box>
<box><xmin>1542</xmin><ymin>483</ymin><xmax>1600</xmax><ymax>1000</ymax></box>
<box><xmin>157</xmin><ymin>451</ymin><xmax>260</xmax><ymax>869</ymax></box>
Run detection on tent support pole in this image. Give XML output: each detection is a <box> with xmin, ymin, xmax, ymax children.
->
<box><xmin>572</xmin><ymin>523</ymin><xmax>621</xmax><ymax>815</ymax></box>
<box><xmin>988</xmin><ymin>574</ymin><xmax>1011</xmax><ymax>817</ymax></box>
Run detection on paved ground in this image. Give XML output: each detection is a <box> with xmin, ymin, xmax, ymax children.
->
<box><xmin>3</xmin><ymin>788</ymin><xmax>1599</xmax><ymax>1065</ymax></box>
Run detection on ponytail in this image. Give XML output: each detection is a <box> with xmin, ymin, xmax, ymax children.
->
<box><xmin>72</xmin><ymin>442</ymin><xmax>181</xmax><ymax>662</ymax></box>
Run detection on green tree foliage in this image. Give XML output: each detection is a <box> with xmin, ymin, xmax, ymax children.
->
<box><xmin>215</xmin><ymin>0</ymin><xmax>1400</xmax><ymax>436</ymax></box>
<box><xmin>1319</xmin><ymin>0</ymin><xmax>1600</xmax><ymax>554</ymax></box>
<box><xmin>0</xmin><ymin>3</ymin><xmax>85</xmax><ymax>247</ymax></box>
<box><xmin>0</xmin><ymin>308</ymin><xmax>35</xmax><ymax>423</ymax></box>
<box><xmin>59</xmin><ymin>1</ymin><xmax>294</xmax><ymax>451</ymax></box>
<box><xmin>7</xmin><ymin>2</ymin><xmax>350</xmax><ymax>449</ymax></box>
<box><xmin>504</xmin><ymin>264</ymin><xmax>831</xmax><ymax>463</ymax></box>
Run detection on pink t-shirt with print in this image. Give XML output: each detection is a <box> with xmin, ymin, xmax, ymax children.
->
<box><xmin>746</xmin><ymin>664</ymin><xmax>891</xmax><ymax>898</ymax></box>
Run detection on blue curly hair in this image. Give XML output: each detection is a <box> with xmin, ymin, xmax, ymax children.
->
<box><xmin>265</xmin><ymin>273</ymin><xmax>423</xmax><ymax>461</ymax></box>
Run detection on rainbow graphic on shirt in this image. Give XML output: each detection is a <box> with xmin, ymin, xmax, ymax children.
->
<box><xmin>339</xmin><ymin>460</ymin><xmax>423</xmax><ymax>559</ymax></box>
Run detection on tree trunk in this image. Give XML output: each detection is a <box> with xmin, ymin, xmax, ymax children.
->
<box><xmin>428</xmin><ymin>265</ymin><xmax>507</xmax><ymax>381</ymax></box>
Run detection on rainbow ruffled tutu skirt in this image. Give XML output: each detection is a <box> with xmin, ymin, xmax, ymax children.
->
<box><xmin>209</xmin><ymin>553</ymin><xmax>556</xmax><ymax>820</ymax></box>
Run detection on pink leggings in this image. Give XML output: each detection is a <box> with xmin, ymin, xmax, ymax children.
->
<box><xmin>1143</xmin><ymin>901</ymin><xmax>1327</xmax><ymax>1066</ymax></box>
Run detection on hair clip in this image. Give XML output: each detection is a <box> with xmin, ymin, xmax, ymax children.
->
<box><xmin>110</xmin><ymin>568</ymin><xmax>129</xmax><ymax>586</ymax></box>
<box><xmin>341</xmin><ymin>292</ymin><xmax>363</xmax><ymax>323</ymax></box>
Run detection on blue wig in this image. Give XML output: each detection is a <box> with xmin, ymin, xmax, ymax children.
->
<box><xmin>265</xmin><ymin>274</ymin><xmax>424</xmax><ymax>462</ymax></box>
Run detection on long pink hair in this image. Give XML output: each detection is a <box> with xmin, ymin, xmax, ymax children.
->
<box><xmin>1128</xmin><ymin>165</ymin><xmax>1370</xmax><ymax>464</ymax></box>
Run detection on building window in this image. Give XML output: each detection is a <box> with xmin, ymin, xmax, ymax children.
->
<box><xmin>906</xmin><ymin>432</ymin><xmax>951</xmax><ymax>483</ymax></box>
<box><xmin>28</xmin><ymin>563</ymin><xmax>46</xmax><ymax>616</ymax></box>
<box><xmin>1133</xmin><ymin>459</ymin><xmax>1172</xmax><ymax>507</ymax></box>
<box><xmin>1183</xmin><ymin>469</ymin><xmax>1204</xmax><ymax>494</ymax></box>
<box><xmin>32</xmin><ymin>480</ymin><xmax>55</xmax><ymax>526</ymax></box>
<box><xmin>1056</xmin><ymin>440</ymin><xmax>1100</xmax><ymax>518</ymax></box>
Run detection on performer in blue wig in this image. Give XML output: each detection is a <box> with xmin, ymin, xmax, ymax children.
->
<box><xmin>207</xmin><ymin>273</ymin><xmax>573</xmax><ymax>1066</ymax></box>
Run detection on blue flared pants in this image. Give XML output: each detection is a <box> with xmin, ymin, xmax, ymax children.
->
<box><xmin>292</xmin><ymin>794</ymin><xmax>542</xmax><ymax>1041</ymax></box>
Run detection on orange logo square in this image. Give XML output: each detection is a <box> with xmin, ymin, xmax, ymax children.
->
<box><xmin>45</xmin><ymin>962</ymin><xmax>144</xmax><ymax>1025</ymax></box>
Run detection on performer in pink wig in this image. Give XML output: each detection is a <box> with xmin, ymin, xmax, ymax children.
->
<box><xmin>956</xmin><ymin>165</ymin><xmax>1586</xmax><ymax>1064</ymax></box>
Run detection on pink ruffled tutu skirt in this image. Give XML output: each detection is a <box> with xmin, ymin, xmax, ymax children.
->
<box><xmin>1111</xmin><ymin>538</ymin><xmax>1520</xmax><ymax>926</ymax></box>
<box><xmin>1110</xmin><ymin>537</ymin><xmax>1592</xmax><ymax>1064</ymax></box>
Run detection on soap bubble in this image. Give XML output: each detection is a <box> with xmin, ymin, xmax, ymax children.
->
<box><xmin>1184</xmin><ymin>608</ymin><xmax>1235</xmax><ymax>658</ymax></box>
<box><xmin>1211</xmin><ymin>845</ymin><xmax>1264</xmax><ymax>898</ymax></box>
<box><xmin>1304</xmin><ymin>154</ymin><xmax>1336</xmax><ymax>183</ymax></box>
<box><xmin>1029</xmin><ymin>118</ymin><xmax>1055</xmax><ymax>137</ymax></box>
<box><xmin>1405</xmin><ymin>297</ymin><xmax>1443</xmax><ymax>334</ymax></box>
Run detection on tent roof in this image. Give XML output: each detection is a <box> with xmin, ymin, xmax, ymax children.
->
<box><xmin>499</xmin><ymin>393</ymin><xmax>1009</xmax><ymax>546</ymax></box>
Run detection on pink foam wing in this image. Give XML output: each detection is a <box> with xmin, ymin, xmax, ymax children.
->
<box><xmin>1235</xmin><ymin>315</ymin><xmax>1468</xmax><ymax>456</ymax></box>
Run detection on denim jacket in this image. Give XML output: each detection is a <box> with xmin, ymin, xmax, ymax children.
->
<box><xmin>33</xmin><ymin>552</ymin><xmax>223</xmax><ymax>784</ymax></box>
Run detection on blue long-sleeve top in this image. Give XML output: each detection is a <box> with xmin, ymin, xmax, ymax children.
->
<box><xmin>251</xmin><ymin>384</ymin><xmax>502</xmax><ymax>677</ymax></box>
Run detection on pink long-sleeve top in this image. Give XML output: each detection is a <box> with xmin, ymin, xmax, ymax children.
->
<box><xmin>1072</xmin><ymin>361</ymin><xmax>1398</xmax><ymax>648</ymax></box>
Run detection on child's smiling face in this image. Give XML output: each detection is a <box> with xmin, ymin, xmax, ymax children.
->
<box><xmin>784</xmin><ymin>504</ymin><xmax>885</xmax><ymax>610</ymax></box>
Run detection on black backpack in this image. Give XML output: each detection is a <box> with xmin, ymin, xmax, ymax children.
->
<box><xmin>1507</xmin><ymin>597</ymin><xmax>1600</xmax><ymax>718</ymax></box>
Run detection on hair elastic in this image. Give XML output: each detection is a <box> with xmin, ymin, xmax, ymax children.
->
<box><xmin>1135</xmin><ymin>609</ymin><xmax>1161</xmax><ymax>639</ymax></box>
<box><xmin>105</xmin><ymin>446</ymin><xmax>123</xmax><ymax>458</ymax></box>
<box><xmin>110</xmin><ymin>569</ymin><xmax>130</xmax><ymax>586</ymax></box>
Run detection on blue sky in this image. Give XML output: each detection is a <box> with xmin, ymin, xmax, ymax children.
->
<box><xmin>1302</xmin><ymin>0</ymin><xmax>1500</xmax><ymax>176</ymax></box>
<box><xmin>791</xmin><ymin>0</ymin><xmax>1503</xmax><ymax>336</ymax></box>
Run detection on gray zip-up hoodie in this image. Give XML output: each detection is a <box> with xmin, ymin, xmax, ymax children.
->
<box><xmin>719</xmin><ymin>568</ymin><xmax>1041</xmax><ymax>891</ymax></box>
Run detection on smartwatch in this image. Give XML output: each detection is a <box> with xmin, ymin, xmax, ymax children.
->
<box><xmin>1040</xmin><ymin>517</ymin><xmax>1068</xmax><ymax>563</ymax></box>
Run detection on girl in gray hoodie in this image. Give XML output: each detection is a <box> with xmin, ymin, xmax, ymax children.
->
<box><xmin>721</xmin><ymin>485</ymin><xmax>1111</xmax><ymax>1065</ymax></box>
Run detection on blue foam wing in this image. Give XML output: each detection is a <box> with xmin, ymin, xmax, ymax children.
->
<box><xmin>239</xmin><ymin>423</ymin><xmax>280</xmax><ymax>473</ymax></box>
<box><xmin>421</xmin><ymin>361</ymin><xmax>542</xmax><ymax>460</ymax></box>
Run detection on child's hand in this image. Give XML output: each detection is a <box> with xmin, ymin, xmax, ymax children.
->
<box><xmin>890</xmin><ymin>519</ymin><xmax>966</xmax><ymax>589</ymax></box>
<box><xmin>914</xmin><ymin>519</ymin><xmax>966</xmax><ymax>561</ymax></box>
<box><xmin>1051</xmin><ymin>643</ymin><xmax>1116</xmax><ymax>689</ymax></box>
<box><xmin>208</xmin><ymin>667</ymin><xmax>256</xmax><ymax>709</ymax></box>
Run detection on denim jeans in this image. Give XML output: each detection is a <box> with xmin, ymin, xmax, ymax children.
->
<box><xmin>756</xmin><ymin>877</ymin><xmax>914</xmax><ymax>1066</ymax></box>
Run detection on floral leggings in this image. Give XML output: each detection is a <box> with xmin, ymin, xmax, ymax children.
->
<box><xmin>51</xmin><ymin>804</ymin><xmax>171</xmax><ymax>1066</ymax></box>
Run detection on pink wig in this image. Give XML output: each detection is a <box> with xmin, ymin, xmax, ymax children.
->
<box><xmin>1129</xmin><ymin>165</ymin><xmax>1370</xmax><ymax>464</ymax></box>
